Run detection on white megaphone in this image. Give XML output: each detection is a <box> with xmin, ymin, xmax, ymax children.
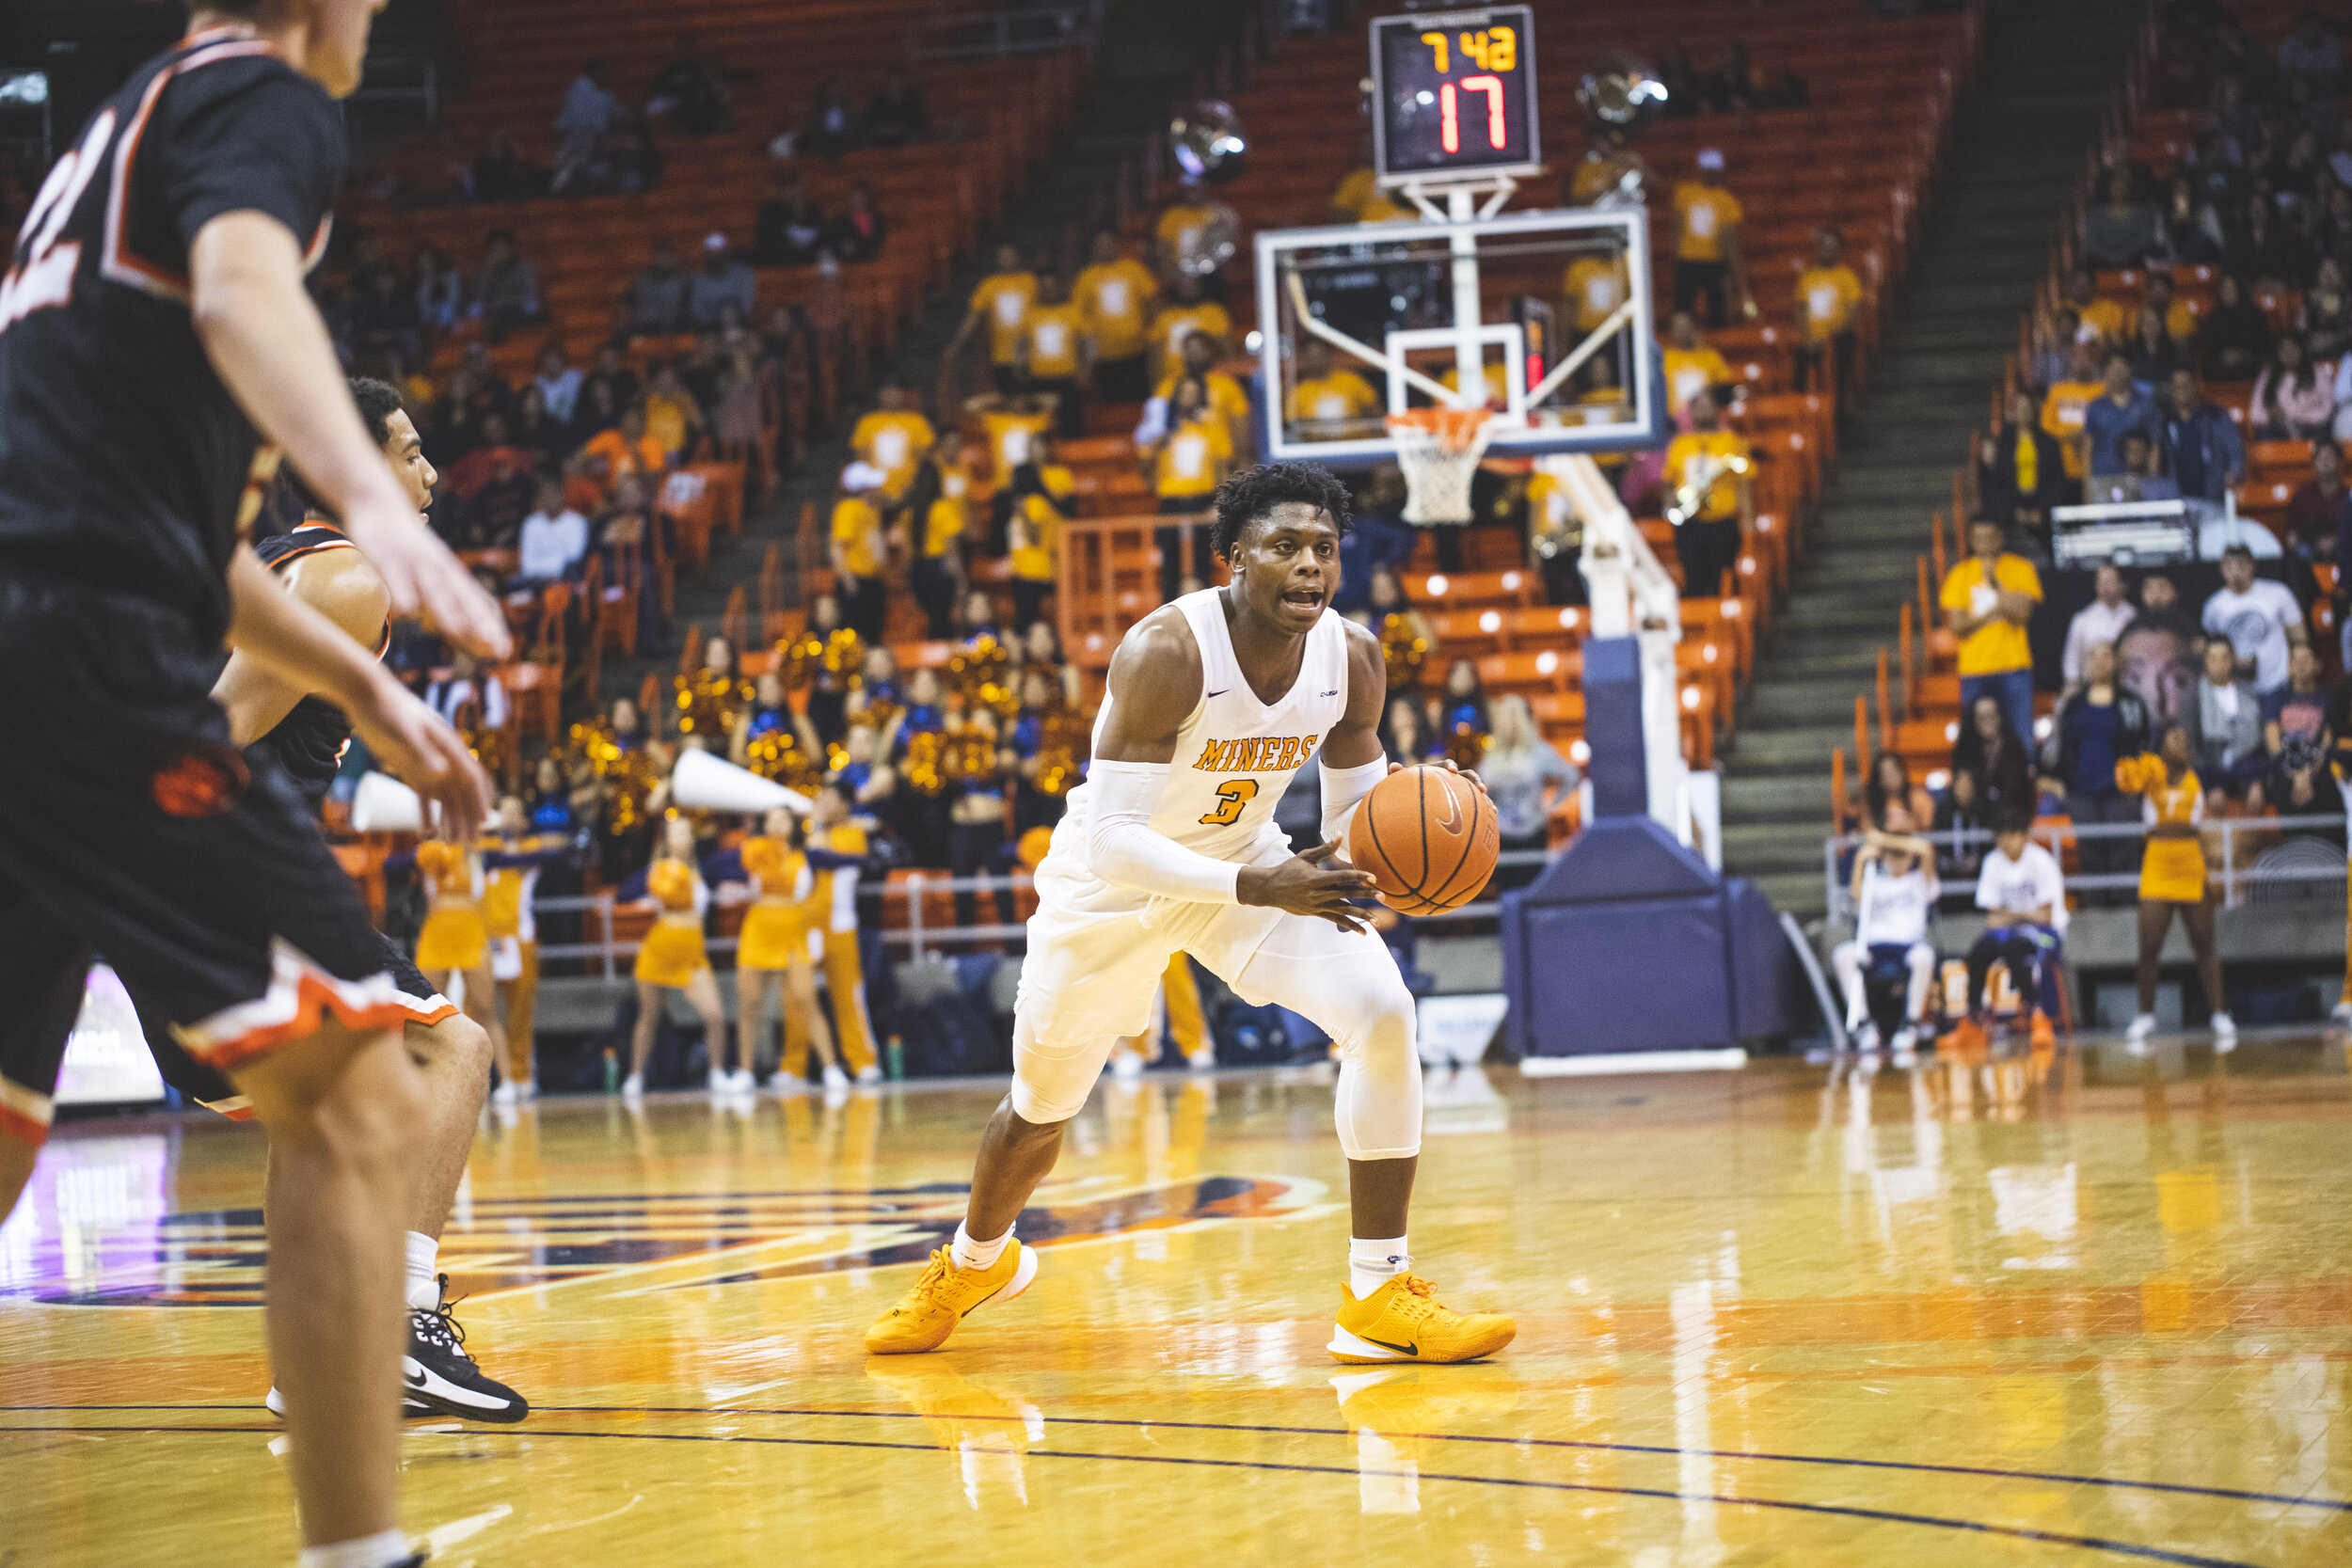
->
<box><xmin>671</xmin><ymin>748</ymin><xmax>812</xmax><ymax>816</ymax></box>
<box><xmin>351</xmin><ymin>770</ymin><xmax>434</xmax><ymax>832</ymax></box>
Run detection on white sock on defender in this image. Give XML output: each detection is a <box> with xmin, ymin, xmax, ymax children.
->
<box><xmin>951</xmin><ymin>1222</ymin><xmax>1011</xmax><ymax>1273</ymax></box>
<box><xmin>404</xmin><ymin>1232</ymin><xmax>439</xmax><ymax>1312</ymax></box>
<box><xmin>1348</xmin><ymin>1236</ymin><xmax>1409</xmax><ymax>1301</ymax></box>
<box><xmin>297</xmin><ymin>1528</ymin><xmax>411</xmax><ymax>1568</ymax></box>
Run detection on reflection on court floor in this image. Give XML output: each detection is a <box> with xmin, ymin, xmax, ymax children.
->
<box><xmin>6</xmin><ymin>1043</ymin><xmax>2350</xmax><ymax>1566</ymax></box>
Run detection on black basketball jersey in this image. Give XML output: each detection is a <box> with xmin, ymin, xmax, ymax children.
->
<box><xmin>0</xmin><ymin>27</ymin><xmax>345</xmax><ymax>647</ymax></box>
<box><xmin>250</xmin><ymin>522</ymin><xmax>383</xmax><ymax>807</ymax></box>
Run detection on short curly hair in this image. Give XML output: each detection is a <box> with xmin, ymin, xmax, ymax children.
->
<box><xmin>1210</xmin><ymin>462</ymin><xmax>1353</xmax><ymax>562</ymax></box>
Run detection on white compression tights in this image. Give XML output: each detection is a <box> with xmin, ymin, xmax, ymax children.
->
<box><xmin>1011</xmin><ymin>916</ymin><xmax>1422</xmax><ymax>1161</ymax></box>
<box><xmin>1232</xmin><ymin>917</ymin><xmax>1423</xmax><ymax>1162</ymax></box>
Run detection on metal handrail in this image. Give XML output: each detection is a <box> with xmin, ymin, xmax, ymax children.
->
<box><xmin>523</xmin><ymin>847</ymin><xmax>1562</xmax><ymax>969</ymax></box>
<box><xmin>909</xmin><ymin>0</ymin><xmax>1102</xmax><ymax>62</ymax></box>
<box><xmin>1820</xmin><ymin>813</ymin><xmax>2349</xmax><ymax>919</ymax></box>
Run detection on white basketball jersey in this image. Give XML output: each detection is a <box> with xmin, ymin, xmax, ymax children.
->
<box><xmin>1042</xmin><ymin>588</ymin><xmax>1350</xmax><ymax>916</ymax></box>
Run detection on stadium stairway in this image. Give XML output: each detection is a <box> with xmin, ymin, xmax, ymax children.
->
<box><xmin>1718</xmin><ymin>0</ymin><xmax>2145</xmax><ymax>921</ymax></box>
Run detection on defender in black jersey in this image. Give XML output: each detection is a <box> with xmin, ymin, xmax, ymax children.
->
<box><xmin>0</xmin><ymin>8</ymin><xmax>505</xmax><ymax>1565</ymax></box>
<box><xmin>121</xmin><ymin>379</ymin><xmax>525</xmax><ymax>1424</ymax></box>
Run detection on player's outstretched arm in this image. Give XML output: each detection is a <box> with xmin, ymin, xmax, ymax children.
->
<box><xmin>188</xmin><ymin>212</ymin><xmax>508</xmax><ymax>657</ymax></box>
<box><xmin>213</xmin><ymin>547</ymin><xmax>390</xmax><ymax>744</ymax></box>
<box><xmin>226</xmin><ymin>549</ymin><xmax>491</xmax><ymax>840</ymax></box>
<box><xmin>1087</xmin><ymin>608</ymin><xmax>1375</xmax><ymax>929</ymax></box>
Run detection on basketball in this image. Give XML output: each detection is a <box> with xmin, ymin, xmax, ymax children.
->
<box><xmin>1348</xmin><ymin>765</ymin><xmax>1500</xmax><ymax>914</ymax></box>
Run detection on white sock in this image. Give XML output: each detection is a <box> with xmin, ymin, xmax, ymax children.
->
<box><xmin>297</xmin><ymin>1528</ymin><xmax>411</xmax><ymax>1568</ymax></box>
<box><xmin>950</xmin><ymin>1221</ymin><xmax>1010</xmax><ymax>1273</ymax></box>
<box><xmin>404</xmin><ymin>1232</ymin><xmax>439</xmax><ymax>1312</ymax></box>
<box><xmin>1348</xmin><ymin>1235</ymin><xmax>1409</xmax><ymax>1301</ymax></box>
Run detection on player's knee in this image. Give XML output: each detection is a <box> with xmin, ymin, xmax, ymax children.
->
<box><xmin>1327</xmin><ymin>966</ymin><xmax>1417</xmax><ymax>1071</ymax></box>
<box><xmin>415</xmin><ymin>1013</ymin><xmax>493</xmax><ymax>1085</ymax></box>
<box><xmin>256</xmin><ymin>1032</ymin><xmax>422</xmax><ymax>1177</ymax></box>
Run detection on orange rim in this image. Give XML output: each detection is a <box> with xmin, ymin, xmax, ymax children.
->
<box><xmin>1385</xmin><ymin>407</ymin><xmax>1493</xmax><ymax>452</ymax></box>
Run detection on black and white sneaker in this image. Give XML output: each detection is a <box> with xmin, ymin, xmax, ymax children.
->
<box><xmin>405</xmin><ymin>1274</ymin><xmax>530</xmax><ymax>1423</ymax></box>
<box><xmin>264</xmin><ymin>1386</ymin><xmax>436</xmax><ymax>1420</ymax></box>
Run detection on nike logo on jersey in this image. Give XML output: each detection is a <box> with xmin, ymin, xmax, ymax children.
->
<box><xmin>1321</xmin><ymin>689</ymin><xmax>1340</xmax><ymax>697</ymax></box>
<box><xmin>1190</xmin><ymin>733</ymin><xmax>1321</xmax><ymax>773</ymax></box>
<box><xmin>1206</xmin><ymin>689</ymin><xmax>1230</xmax><ymax>698</ymax></box>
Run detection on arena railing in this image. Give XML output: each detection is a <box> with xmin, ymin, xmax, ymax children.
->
<box><xmin>526</xmin><ymin>847</ymin><xmax>1559</xmax><ymax>973</ymax></box>
<box><xmin>1820</xmin><ymin>814</ymin><xmax>2348</xmax><ymax>922</ymax></box>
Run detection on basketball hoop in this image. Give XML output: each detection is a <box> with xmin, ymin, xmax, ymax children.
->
<box><xmin>1387</xmin><ymin>406</ymin><xmax>1495</xmax><ymax>525</ymax></box>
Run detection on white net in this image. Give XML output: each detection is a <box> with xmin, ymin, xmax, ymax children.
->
<box><xmin>1388</xmin><ymin>412</ymin><xmax>1494</xmax><ymax>525</ymax></box>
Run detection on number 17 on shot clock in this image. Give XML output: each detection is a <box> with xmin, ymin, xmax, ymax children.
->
<box><xmin>1370</xmin><ymin>5</ymin><xmax>1541</xmax><ymax>187</ymax></box>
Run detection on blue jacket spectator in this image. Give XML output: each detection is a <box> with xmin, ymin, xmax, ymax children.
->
<box><xmin>2159</xmin><ymin>368</ymin><xmax>2247</xmax><ymax>502</ymax></box>
<box><xmin>2082</xmin><ymin>356</ymin><xmax>2161</xmax><ymax>477</ymax></box>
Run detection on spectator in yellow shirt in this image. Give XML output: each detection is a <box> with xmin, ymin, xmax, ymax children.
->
<box><xmin>2144</xmin><ymin>268</ymin><xmax>2199</xmax><ymax>342</ymax></box>
<box><xmin>974</xmin><ymin>394</ymin><xmax>1055</xmax><ymax>502</ymax></box>
<box><xmin>1018</xmin><ymin>268</ymin><xmax>1090</xmax><ymax>438</ymax></box>
<box><xmin>1568</xmin><ymin>131</ymin><xmax>1650</xmax><ymax>206</ymax></box>
<box><xmin>1940</xmin><ymin>516</ymin><xmax>2042</xmax><ymax>747</ymax></box>
<box><xmin>2067</xmin><ymin>268</ymin><xmax>2129</xmax><ymax>346</ymax></box>
<box><xmin>2040</xmin><ymin>339</ymin><xmax>2106</xmax><ymax>483</ymax></box>
<box><xmin>1149</xmin><ymin>273</ymin><xmax>1232</xmax><ymax>386</ymax></box>
<box><xmin>1075</xmin><ymin>229</ymin><xmax>1158</xmax><ymax>401</ymax></box>
<box><xmin>1154</xmin><ymin>196</ymin><xmax>1222</xmax><ymax>287</ymax></box>
<box><xmin>1670</xmin><ymin>148</ymin><xmax>1751</xmax><ymax>326</ymax></box>
<box><xmin>1562</xmin><ymin>251</ymin><xmax>1631</xmax><ymax>335</ymax></box>
<box><xmin>1154</xmin><ymin>328</ymin><xmax>1252</xmax><ymax>461</ymax></box>
<box><xmin>1794</xmin><ymin>226</ymin><xmax>1866</xmax><ymax>402</ymax></box>
<box><xmin>1146</xmin><ymin>375</ymin><xmax>1233</xmax><ymax>599</ymax></box>
<box><xmin>640</xmin><ymin>361</ymin><xmax>705</xmax><ymax>464</ymax></box>
<box><xmin>903</xmin><ymin>430</ymin><xmax>969</xmax><ymax>638</ymax></box>
<box><xmin>1330</xmin><ymin>136</ymin><xmax>1411</xmax><ymax>224</ymax></box>
<box><xmin>1661</xmin><ymin>388</ymin><xmax>1752</xmax><ymax>599</ymax></box>
<box><xmin>1002</xmin><ymin>431</ymin><xmax>1074</xmax><ymax>631</ymax></box>
<box><xmin>956</xmin><ymin>243</ymin><xmax>1037</xmax><ymax>392</ymax></box>
<box><xmin>1284</xmin><ymin>340</ymin><xmax>1380</xmax><ymax>436</ymax></box>
<box><xmin>1661</xmin><ymin>311</ymin><xmax>1733</xmax><ymax>419</ymax></box>
<box><xmin>849</xmin><ymin>380</ymin><xmax>935</xmax><ymax>504</ymax></box>
<box><xmin>830</xmin><ymin>463</ymin><xmax>890</xmax><ymax>642</ymax></box>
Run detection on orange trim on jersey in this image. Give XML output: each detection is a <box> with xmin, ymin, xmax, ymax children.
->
<box><xmin>198</xmin><ymin>1095</ymin><xmax>257</xmax><ymax>1123</ymax></box>
<box><xmin>100</xmin><ymin>36</ymin><xmax>328</xmax><ymax>303</ymax></box>
<box><xmin>267</xmin><ymin>530</ymin><xmax>392</xmax><ymax>657</ymax></box>
<box><xmin>395</xmin><ymin>998</ymin><xmax>461</xmax><ymax>1029</ymax></box>
<box><xmin>171</xmin><ymin>939</ymin><xmax>420</xmax><ymax>1074</ymax></box>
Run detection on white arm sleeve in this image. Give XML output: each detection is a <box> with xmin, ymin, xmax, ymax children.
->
<box><xmin>1320</xmin><ymin>757</ymin><xmax>1388</xmax><ymax>844</ymax></box>
<box><xmin>1083</xmin><ymin>759</ymin><xmax>1242</xmax><ymax>904</ymax></box>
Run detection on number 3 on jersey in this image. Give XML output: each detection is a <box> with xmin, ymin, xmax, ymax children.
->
<box><xmin>1199</xmin><ymin>778</ymin><xmax>1259</xmax><ymax>827</ymax></box>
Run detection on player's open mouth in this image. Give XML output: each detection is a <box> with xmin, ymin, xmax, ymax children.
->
<box><xmin>1281</xmin><ymin>588</ymin><xmax>1324</xmax><ymax>610</ymax></box>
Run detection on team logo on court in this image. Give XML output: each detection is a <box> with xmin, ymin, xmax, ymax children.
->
<box><xmin>4</xmin><ymin>1173</ymin><xmax>1324</xmax><ymax>1307</ymax></box>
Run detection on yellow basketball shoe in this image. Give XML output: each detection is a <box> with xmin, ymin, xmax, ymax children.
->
<box><xmin>1329</xmin><ymin>1272</ymin><xmax>1516</xmax><ymax>1364</ymax></box>
<box><xmin>864</xmin><ymin>1241</ymin><xmax>1039</xmax><ymax>1354</ymax></box>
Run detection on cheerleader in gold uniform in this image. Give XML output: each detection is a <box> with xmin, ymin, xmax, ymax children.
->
<box><xmin>623</xmin><ymin>816</ymin><xmax>729</xmax><ymax>1098</ymax></box>
<box><xmin>416</xmin><ymin>832</ymin><xmax>510</xmax><ymax>1073</ymax></box>
<box><xmin>2120</xmin><ymin>722</ymin><xmax>2235</xmax><ymax>1048</ymax></box>
<box><xmin>731</xmin><ymin>808</ymin><xmax>846</xmax><ymax>1092</ymax></box>
<box><xmin>1367</xmin><ymin>566</ymin><xmax>1435</xmax><ymax>697</ymax></box>
<box><xmin>484</xmin><ymin>795</ymin><xmax>567</xmax><ymax>1103</ymax></box>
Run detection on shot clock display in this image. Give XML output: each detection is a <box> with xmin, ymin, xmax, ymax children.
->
<box><xmin>1370</xmin><ymin>6</ymin><xmax>1540</xmax><ymax>187</ymax></box>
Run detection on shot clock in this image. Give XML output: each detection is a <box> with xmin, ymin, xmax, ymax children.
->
<box><xmin>1369</xmin><ymin>6</ymin><xmax>1540</xmax><ymax>187</ymax></box>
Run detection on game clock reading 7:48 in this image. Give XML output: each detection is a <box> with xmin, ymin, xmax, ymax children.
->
<box><xmin>1370</xmin><ymin>6</ymin><xmax>1540</xmax><ymax>187</ymax></box>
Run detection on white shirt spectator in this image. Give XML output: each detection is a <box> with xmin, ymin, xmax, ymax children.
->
<box><xmin>2201</xmin><ymin>577</ymin><xmax>2303</xmax><ymax>691</ymax></box>
<box><xmin>518</xmin><ymin>505</ymin><xmax>591</xmax><ymax>583</ymax></box>
<box><xmin>535</xmin><ymin>366</ymin><xmax>583</xmax><ymax>425</ymax></box>
<box><xmin>2060</xmin><ymin>598</ymin><xmax>2137</xmax><ymax>685</ymax></box>
<box><xmin>1855</xmin><ymin>861</ymin><xmax>1935</xmax><ymax>947</ymax></box>
<box><xmin>425</xmin><ymin>673</ymin><xmax>508</xmax><ymax>733</ymax></box>
<box><xmin>1975</xmin><ymin>840</ymin><xmax>2068</xmax><ymax>934</ymax></box>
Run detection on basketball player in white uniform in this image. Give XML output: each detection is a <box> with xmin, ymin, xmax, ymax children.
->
<box><xmin>866</xmin><ymin>464</ymin><xmax>1517</xmax><ymax>1364</ymax></box>
<box><xmin>1830</xmin><ymin>803</ymin><xmax>1939</xmax><ymax>1054</ymax></box>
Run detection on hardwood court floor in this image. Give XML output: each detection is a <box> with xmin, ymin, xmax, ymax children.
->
<box><xmin>6</xmin><ymin>1036</ymin><xmax>2351</xmax><ymax>1566</ymax></box>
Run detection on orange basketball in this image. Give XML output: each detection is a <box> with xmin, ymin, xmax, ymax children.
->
<box><xmin>1347</xmin><ymin>765</ymin><xmax>1500</xmax><ymax>914</ymax></box>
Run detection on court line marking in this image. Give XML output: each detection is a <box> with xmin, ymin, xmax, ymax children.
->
<box><xmin>8</xmin><ymin>1402</ymin><xmax>2345</xmax><ymax>1514</ymax></box>
<box><xmin>0</xmin><ymin>1423</ymin><xmax>2266</xmax><ymax>1568</ymax></box>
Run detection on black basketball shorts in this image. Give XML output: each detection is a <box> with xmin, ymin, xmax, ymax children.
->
<box><xmin>0</xmin><ymin>573</ymin><xmax>421</xmax><ymax>1147</ymax></box>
